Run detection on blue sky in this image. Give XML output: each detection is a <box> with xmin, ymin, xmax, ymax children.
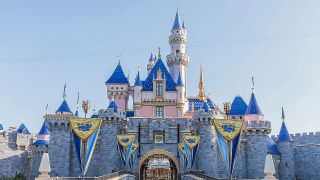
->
<box><xmin>0</xmin><ymin>0</ymin><xmax>319</xmax><ymax>134</ymax></box>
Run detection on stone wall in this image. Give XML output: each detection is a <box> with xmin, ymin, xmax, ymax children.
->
<box><xmin>0</xmin><ymin>131</ymin><xmax>30</xmax><ymax>177</ymax></box>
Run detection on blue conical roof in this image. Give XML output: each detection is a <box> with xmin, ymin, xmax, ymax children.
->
<box><xmin>108</xmin><ymin>101</ymin><xmax>118</xmax><ymax>112</ymax></box>
<box><xmin>266</xmin><ymin>138</ymin><xmax>280</xmax><ymax>154</ymax></box>
<box><xmin>0</xmin><ymin>124</ymin><xmax>3</xmax><ymax>130</ymax></box>
<box><xmin>177</xmin><ymin>71</ymin><xmax>184</xmax><ymax>86</ymax></box>
<box><xmin>278</xmin><ymin>121</ymin><xmax>293</xmax><ymax>142</ymax></box>
<box><xmin>245</xmin><ymin>93</ymin><xmax>263</xmax><ymax>115</ymax></box>
<box><xmin>33</xmin><ymin>122</ymin><xmax>50</xmax><ymax>145</ymax></box>
<box><xmin>17</xmin><ymin>123</ymin><xmax>31</xmax><ymax>134</ymax></box>
<box><xmin>56</xmin><ymin>100</ymin><xmax>73</xmax><ymax>115</ymax></box>
<box><xmin>172</xmin><ymin>10</ymin><xmax>182</xmax><ymax>30</ymax></box>
<box><xmin>134</xmin><ymin>70</ymin><xmax>142</xmax><ymax>86</ymax></box>
<box><xmin>38</xmin><ymin>122</ymin><xmax>50</xmax><ymax>135</ymax></box>
<box><xmin>201</xmin><ymin>101</ymin><xmax>210</xmax><ymax>112</ymax></box>
<box><xmin>229</xmin><ymin>96</ymin><xmax>248</xmax><ymax>115</ymax></box>
<box><xmin>142</xmin><ymin>58</ymin><xmax>177</xmax><ymax>91</ymax></box>
<box><xmin>105</xmin><ymin>63</ymin><xmax>129</xmax><ymax>84</ymax></box>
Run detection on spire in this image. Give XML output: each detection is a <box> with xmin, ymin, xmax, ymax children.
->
<box><xmin>251</xmin><ymin>76</ymin><xmax>255</xmax><ymax>93</ymax></box>
<box><xmin>278</xmin><ymin>107</ymin><xmax>293</xmax><ymax>142</ymax></box>
<box><xmin>198</xmin><ymin>64</ymin><xmax>205</xmax><ymax>101</ymax></box>
<box><xmin>56</xmin><ymin>84</ymin><xmax>73</xmax><ymax>115</ymax></box>
<box><xmin>158</xmin><ymin>47</ymin><xmax>161</xmax><ymax>59</ymax></box>
<box><xmin>134</xmin><ymin>68</ymin><xmax>143</xmax><ymax>86</ymax></box>
<box><xmin>75</xmin><ymin>92</ymin><xmax>80</xmax><ymax>117</ymax></box>
<box><xmin>182</xmin><ymin>18</ymin><xmax>186</xmax><ymax>29</ymax></box>
<box><xmin>177</xmin><ymin>71</ymin><xmax>184</xmax><ymax>86</ymax></box>
<box><xmin>172</xmin><ymin>7</ymin><xmax>182</xmax><ymax>30</ymax></box>
<box><xmin>149</xmin><ymin>53</ymin><xmax>153</xmax><ymax>61</ymax></box>
<box><xmin>245</xmin><ymin>77</ymin><xmax>263</xmax><ymax>115</ymax></box>
<box><xmin>281</xmin><ymin>107</ymin><xmax>285</xmax><ymax>121</ymax></box>
<box><xmin>63</xmin><ymin>83</ymin><xmax>67</xmax><ymax>100</ymax></box>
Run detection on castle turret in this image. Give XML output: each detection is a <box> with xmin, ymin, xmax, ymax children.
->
<box><xmin>242</xmin><ymin>77</ymin><xmax>271</xmax><ymax>179</ymax></box>
<box><xmin>244</xmin><ymin>77</ymin><xmax>264</xmax><ymax>121</ymax></box>
<box><xmin>147</xmin><ymin>53</ymin><xmax>155</xmax><ymax>74</ymax></box>
<box><xmin>166</xmin><ymin>9</ymin><xmax>189</xmax><ymax>95</ymax></box>
<box><xmin>45</xmin><ymin>85</ymin><xmax>73</xmax><ymax>176</ymax></box>
<box><xmin>277</xmin><ymin>107</ymin><xmax>295</xmax><ymax>180</ymax></box>
<box><xmin>176</xmin><ymin>71</ymin><xmax>187</xmax><ymax>117</ymax></box>
<box><xmin>133</xmin><ymin>69</ymin><xmax>143</xmax><ymax>116</ymax></box>
<box><xmin>105</xmin><ymin>62</ymin><xmax>130</xmax><ymax>111</ymax></box>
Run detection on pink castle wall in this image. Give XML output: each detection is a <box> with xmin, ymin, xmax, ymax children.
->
<box><xmin>115</xmin><ymin>98</ymin><xmax>126</xmax><ymax>111</ymax></box>
<box><xmin>140</xmin><ymin>106</ymin><xmax>153</xmax><ymax>118</ymax></box>
<box><xmin>166</xmin><ymin>106</ymin><xmax>178</xmax><ymax>118</ymax></box>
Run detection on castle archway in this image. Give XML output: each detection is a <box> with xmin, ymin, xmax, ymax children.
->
<box><xmin>138</xmin><ymin>149</ymin><xmax>180</xmax><ymax>180</ymax></box>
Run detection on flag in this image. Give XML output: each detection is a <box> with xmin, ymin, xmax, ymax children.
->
<box><xmin>116</xmin><ymin>135</ymin><xmax>135</xmax><ymax>169</ymax></box>
<box><xmin>182</xmin><ymin>135</ymin><xmax>200</xmax><ymax>169</ymax></box>
<box><xmin>70</xmin><ymin>117</ymin><xmax>102</xmax><ymax>176</ymax></box>
<box><xmin>213</xmin><ymin>119</ymin><xmax>244</xmax><ymax>176</ymax></box>
<box><xmin>178</xmin><ymin>143</ymin><xmax>188</xmax><ymax>172</ymax></box>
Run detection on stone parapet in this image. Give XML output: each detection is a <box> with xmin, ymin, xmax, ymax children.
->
<box><xmin>166</xmin><ymin>53</ymin><xmax>189</xmax><ymax>65</ymax></box>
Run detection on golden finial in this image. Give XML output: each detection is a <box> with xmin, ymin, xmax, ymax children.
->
<box><xmin>198</xmin><ymin>64</ymin><xmax>205</xmax><ymax>101</ymax></box>
<box><xmin>223</xmin><ymin>102</ymin><xmax>231</xmax><ymax>118</ymax></box>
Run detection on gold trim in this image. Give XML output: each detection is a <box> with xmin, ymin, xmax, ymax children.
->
<box><xmin>138</xmin><ymin>149</ymin><xmax>180</xmax><ymax>179</ymax></box>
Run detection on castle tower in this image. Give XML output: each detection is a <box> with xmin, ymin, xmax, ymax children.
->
<box><xmin>244</xmin><ymin>77</ymin><xmax>264</xmax><ymax>121</ymax></box>
<box><xmin>105</xmin><ymin>61</ymin><xmax>130</xmax><ymax>110</ymax></box>
<box><xmin>277</xmin><ymin>107</ymin><xmax>295</xmax><ymax>180</ymax></box>
<box><xmin>166</xmin><ymin>9</ymin><xmax>189</xmax><ymax>94</ymax></box>
<box><xmin>45</xmin><ymin>85</ymin><xmax>73</xmax><ymax>176</ymax></box>
<box><xmin>133</xmin><ymin>68</ymin><xmax>143</xmax><ymax>116</ymax></box>
<box><xmin>242</xmin><ymin>77</ymin><xmax>271</xmax><ymax>179</ymax></box>
<box><xmin>176</xmin><ymin>71</ymin><xmax>186</xmax><ymax>117</ymax></box>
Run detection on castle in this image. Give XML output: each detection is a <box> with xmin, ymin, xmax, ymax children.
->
<box><xmin>1</xmin><ymin>10</ymin><xmax>320</xmax><ymax>180</ymax></box>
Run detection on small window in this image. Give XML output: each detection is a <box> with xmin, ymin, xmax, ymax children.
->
<box><xmin>156</xmin><ymin>106</ymin><xmax>164</xmax><ymax>118</ymax></box>
<box><xmin>156</xmin><ymin>81</ymin><xmax>163</xmax><ymax>97</ymax></box>
<box><xmin>154</xmin><ymin>134</ymin><xmax>164</xmax><ymax>143</ymax></box>
<box><xmin>116</xmin><ymin>87</ymin><xmax>119</xmax><ymax>90</ymax></box>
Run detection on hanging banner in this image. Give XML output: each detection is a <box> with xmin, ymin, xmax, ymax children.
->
<box><xmin>178</xmin><ymin>143</ymin><xmax>188</xmax><ymax>171</ymax></box>
<box><xmin>129</xmin><ymin>143</ymin><xmax>139</xmax><ymax>169</ymax></box>
<box><xmin>182</xmin><ymin>135</ymin><xmax>200</xmax><ymax>169</ymax></box>
<box><xmin>213</xmin><ymin>119</ymin><xmax>244</xmax><ymax>176</ymax></box>
<box><xmin>70</xmin><ymin>118</ymin><xmax>102</xmax><ymax>176</ymax></box>
<box><xmin>116</xmin><ymin>135</ymin><xmax>135</xmax><ymax>168</ymax></box>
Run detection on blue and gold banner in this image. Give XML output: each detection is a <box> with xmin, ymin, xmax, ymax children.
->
<box><xmin>116</xmin><ymin>135</ymin><xmax>135</xmax><ymax>168</ymax></box>
<box><xmin>178</xmin><ymin>143</ymin><xmax>188</xmax><ymax>172</ymax></box>
<box><xmin>213</xmin><ymin>119</ymin><xmax>244</xmax><ymax>176</ymax></box>
<box><xmin>182</xmin><ymin>135</ymin><xmax>200</xmax><ymax>169</ymax></box>
<box><xmin>71</xmin><ymin>118</ymin><xmax>102</xmax><ymax>141</ymax></box>
<box><xmin>70</xmin><ymin>118</ymin><xmax>102</xmax><ymax>176</ymax></box>
<box><xmin>129</xmin><ymin>143</ymin><xmax>139</xmax><ymax>169</ymax></box>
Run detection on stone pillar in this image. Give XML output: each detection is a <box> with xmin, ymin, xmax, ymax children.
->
<box><xmin>35</xmin><ymin>153</ymin><xmax>51</xmax><ymax>180</ymax></box>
